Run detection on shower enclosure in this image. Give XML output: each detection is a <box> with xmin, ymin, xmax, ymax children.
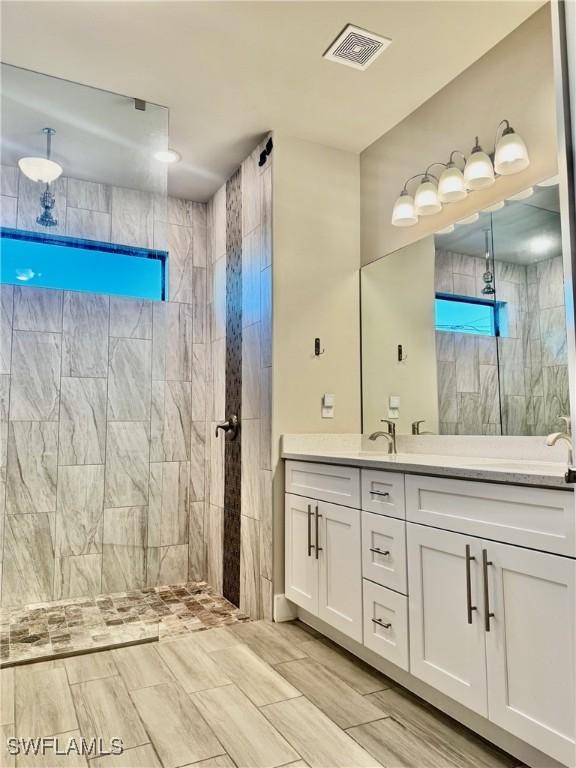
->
<box><xmin>0</xmin><ymin>65</ymin><xmax>272</xmax><ymax>666</ymax></box>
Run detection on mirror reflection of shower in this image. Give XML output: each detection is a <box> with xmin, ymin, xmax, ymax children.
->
<box><xmin>481</xmin><ymin>228</ymin><xmax>495</xmax><ymax>296</ymax></box>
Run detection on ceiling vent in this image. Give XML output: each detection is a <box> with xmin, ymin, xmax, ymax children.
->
<box><xmin>323</xmin><ymin>24</ymin><xmax>391</xmax><ymax>71</ymax></box>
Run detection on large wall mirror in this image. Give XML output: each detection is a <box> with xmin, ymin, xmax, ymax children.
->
<box><xmin>362</xmin><ymin>179</ymin><xmax>569</xmax><ymax>436</ymax></box>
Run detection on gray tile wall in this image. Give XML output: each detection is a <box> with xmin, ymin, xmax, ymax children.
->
<box><xmin>0</xmin><ymin>167</ymin><xmax>209</xmax><ymax>607</ymax></box>
<box><xmin>205</xmin><ymin>138</ymin><xmax>273</xmax><ymax>620</ymax></box>
<box><xmin>435</xmin><ymin>248</ymin><xmax>569</xmax><ymax>435</ymax></box>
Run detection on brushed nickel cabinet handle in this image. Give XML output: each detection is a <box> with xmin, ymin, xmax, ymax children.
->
<box><xmin>370</xmin><ymin>547</ymin><xmax>391</xmax><ymax>556</ymax></box>
<box><xmin>482</xmin><ymin>548</ymin><xmax>495</xmax><ymax>632</ymax></box>
<box><xmin>372</xmin><ymin>618</ymin><xmax>392</xmax><ymax>629</ymax></box>
<box><xmin>465</xmin><ymin>544</ymin><xmax>477</xmax><ymax>625</ymax></box>
<box><xmin>307</xmin><ymin>504</ymin><xmax>313</xmax><ymax>557</ymax></box>
<box><xmin>315</xmin><ymin>506</ymin><xmax>322</xmax><ymax>559</ymax></box>
<box><xmin>370</xmin><ymin>490</ymin><xmax>390</xmax><ymax>498</ymax></box>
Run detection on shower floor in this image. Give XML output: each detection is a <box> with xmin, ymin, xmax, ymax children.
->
<box><xmin>0</xmin><ymin>581</ymin><xmax>250</xmax><ymax>668</ymax></box>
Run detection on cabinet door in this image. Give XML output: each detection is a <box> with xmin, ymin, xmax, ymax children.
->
<box><xmin>484</xmin><ymin>541</ymin><xmax>576</xmax><ymax>767</ymax></box>
<box><xmin>285</xmin><ymin>493</ymin><xmax>317</xmax><ymax>614</ymax></box>
<box><xmin>407</xmin><ymin>523</ymin><xmax>488</xmax><ymax>716</ymax></box>
<box><xmin>317</xmin><ymin>500</ymin><xmax>362</xmax><ymax>642</ymax></box>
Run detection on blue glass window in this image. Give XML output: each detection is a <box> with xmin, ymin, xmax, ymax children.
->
<box><xmin>435</xmin><ymin>295</ymin><xmax>498</xmax><ymax>336</ymax></box>
<box><xmin>0</xmin><ymin>228</ymin><xmax>167</xmax><ymax>301</ymax></box>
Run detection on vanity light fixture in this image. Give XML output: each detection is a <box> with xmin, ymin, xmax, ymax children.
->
<box><xmin>437</xmin><ymin>152</ymin><xmax>467</xmax><ymax>203</ymax></box>
<box><xmin>391</xmin><ymin>189</ymin><xmax>418</xmax><ymax>227</ymax></box>
<box><xmin>507</xmin><ymin>187</ymin><xmax>534</xmax><ymax>201</ymax></box>
<box><xmin>436</xmin><ymin>224</ymin><xmax>455</xmax><ymax>234</ymax></box>
<box><xmin>18</xmin><ymin>128</ymin><xmax>63</xmax><ymax>184</ymax></box>
<box><xmin>414</xmin><ymin>174</ymin><xmax>442</xmax><ymax>215</ymax></box>
<box><xmin>494</xmin><ymin>120</ymin><xmax>530</xmax><ymax>175</ymax></box>
<box><xmin>154</xmin><ymin>148</ymin><xmax>181</xmax><ymax>163</ymax></box>
<box><xmin>391</xmin><ymin>119</ymin><xmax>530</xmax><ymax>227</ymax></box>
<box><xmin>463</xmin><ymin>137</ymin><xmax>495</xmax><ymax>191</ymax></box>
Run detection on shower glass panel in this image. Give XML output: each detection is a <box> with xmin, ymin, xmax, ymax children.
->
<box><xmin>0</xmin><ymin>64</ymin><xmax>169</xmax><ymax>665</ymax></box>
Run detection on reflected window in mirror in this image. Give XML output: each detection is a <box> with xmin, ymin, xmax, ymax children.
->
<box><xmin>434</xmin><ymin>182</ymin><xmax>568</xmax><ymax>437</ymax></box>
<box><xmin>435</xmin><ymin>295</ymin><xmax>504</xmax><ymax>337</ymax></box>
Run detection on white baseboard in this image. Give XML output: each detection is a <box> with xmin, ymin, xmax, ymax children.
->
<box><xmin>273</xmin><ymin>594</ymin><xmax>297</xmax><ymax>622</ymax></box>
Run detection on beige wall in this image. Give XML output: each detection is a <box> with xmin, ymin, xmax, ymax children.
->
<box><xmin>362</xmin><ymin>236</ymin><xmax>438</xmax><ymax>436</ymax></box>
<box><xmin>361</xmin><ymin>5</ymin><xmax>557</xmax><ymax>266</ymax></box>
<box><xmin>272</xmin><ymin>135</ymin><xmax>361</xmax><ymax>440</ymax></box>
<box><xmin>271</xmin><ymin>134</ymin><xmax>361</xmax><ymax>594</ymax></box>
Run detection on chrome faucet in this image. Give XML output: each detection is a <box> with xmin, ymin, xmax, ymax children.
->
<box><xmin>368</xmin><ymin>419</ymin><xmax>397</xmax><ymax>454</ymax></box>
<box><xmin>546</xmin><ymin>416</ymin><xmax>573</xmax><ymax>464</ymax></box>
<box><xmin>412</xmin><ymin>420</ymin><xmax>426</xmax><ymax>435</ymax></box>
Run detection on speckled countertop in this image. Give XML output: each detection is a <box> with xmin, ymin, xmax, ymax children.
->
<box><xmin>281</xmin><ymin>435</ymin><xmax>573</xmax><ymax>490</ymax></box>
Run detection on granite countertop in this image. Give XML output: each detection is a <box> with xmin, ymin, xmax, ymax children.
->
<box><xmin>281</xmin><ymin>448</ymin><xmax>573</xmax><ymax>490</ymax></box>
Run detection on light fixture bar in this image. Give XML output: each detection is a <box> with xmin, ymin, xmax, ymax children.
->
<box><xmin>391</xmin><ymin>119</ymin><xmax>530</xmax><ymax>227</ymax></box>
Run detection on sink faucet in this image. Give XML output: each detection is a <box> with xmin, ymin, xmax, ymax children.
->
<box><xmin>546</xmin><ymin>416</ymin><xmax>573</xmax><ymax>464</ymax></box>
<box><xmin>368</xmin><ymin>419</ymin><xmax>397</xmax><ymax>454</ymax></box>
<box><xmin>368</xmin><ymin>431</ymin><xmax>395</xmax><ymax>454</ymax></box>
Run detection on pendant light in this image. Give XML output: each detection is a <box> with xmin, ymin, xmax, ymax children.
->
<box><xmin>414</xmin><ymin>174</ymin><xmax>442</xmax><ymax>215</ymax></box>
<box><xmin>494</xmin><ymin>120</ymin><xmax>530</xmax><ymax>175</ymax></box>
<box><xmin>18</xmin><ymin>128</ymin><xmax>63</xmax><ymax>184</ymax></box>
<box><xmin>464</xmin><ymin>137</ymin><xmax>495</xmax><ymax>191</ymax></box>
<box><xmin>391</xmin><ymin>190</ymin><xmax>418</xmax><ymax>227</ymax></box>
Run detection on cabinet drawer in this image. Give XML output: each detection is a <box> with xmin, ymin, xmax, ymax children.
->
<box><xmin>362</xmin><ymin>512</ymin><xmax>407</xmax><ymax>594</ymax></box>
<box><xmin>363</xmin><ymin>580</ymin><xmax>409</xmax><ymax>671</ymax></box>
<box><xmin>285</xmin><ymin>460</ymin><xmax>360</xmax><ymax>508</ymax></box>
<box><xmin>361</xmin><ymin>470</ymin><xmax>405</xmax><ymax>519</ymax></box>
<box><xmin>406</xmin><ymin>474</ymin><xmax>576</xmax><ymax>556</ymax></box>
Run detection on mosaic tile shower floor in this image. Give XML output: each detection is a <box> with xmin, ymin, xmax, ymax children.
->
<box><xmin>0</xmin><ymin>581</ymin><xmax>250</xmax><ymax>667</ymax></box>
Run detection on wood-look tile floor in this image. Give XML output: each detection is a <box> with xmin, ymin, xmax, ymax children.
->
<box><xmin>0</xmin><ymin>583</ymin><xmax>250</xmax><ymax>668</ymax></box>
<box><xmin>0</xmin><ymin>620</ymin><xmax>523</xmax><ymax>768</ymax></box>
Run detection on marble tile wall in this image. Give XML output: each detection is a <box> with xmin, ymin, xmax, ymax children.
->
<box><xmin>435</xmin><ymin>248</ymin><xmax>569</xmax><ymax>435</ymax></box>
<box><xmin>0</xmin><ymin>167</ymin><xmax>209</xmax><ymax>606</ymax></box>
<box><xmin>205</xmin><ymin>137</ymin><xmax>273</xmax><ymax>620</ymax></box>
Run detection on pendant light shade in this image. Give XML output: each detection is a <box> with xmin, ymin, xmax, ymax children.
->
<box><xmin>18</xmin><ymin>157</ymin><xmax>63</xmax><ymax>184</ymax></box>
<box><xmin>494</xmin><ymin>126</ymin><xmax>529</xmax><ymax>175</ymax></box>
<box><xmin>414</xmin><ymin>177</ymin><xmax>442</xmax><ymax>215</ymax></box>
<box><xmin>391</xmin><ymin>191</ymin><xmax>418</xmax><ymax>227</ymax></box>
<box><xmin>464</xmin><ymin>139</ymin><xmax>495</xmax><ymax>191</ymax></box>
<box><xmin>438</xmin><ymin>165</ymin><xmax>467</xmax><ymax>203</ymax></box>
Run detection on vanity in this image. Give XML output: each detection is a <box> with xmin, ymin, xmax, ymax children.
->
<box><xmin>282</xmin><ymin>439</ymin><xmax>575</xmax><ymax>768</ymax></box>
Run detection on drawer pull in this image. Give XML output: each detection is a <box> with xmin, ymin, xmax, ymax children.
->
<box><xmin>482</xmin><ymin>548</ymin><xmax>495</xmax><ymax>632</ymax></box>
<box><xmin>307</xmin><ymin>505</ymin><xmax>313</xmax><ymax>557</ymax></box>
<box><xmin>370</xmin><ymin>547</ymin><xmax>390</xmax><ymax>556</ymax></box>
<box><xmin>465</xmin><ymin>544</ymin><xmax>477</xmax><ymax>624</ymax></box>
<box><xmin>372</xmin><ymin>617</ymin><xmax>392</xmax><ymax>630</ymax></box>
<box><xmin>370</xmin><ymin>490</ymin><xmax>390</xmax><ymax>498</ymax></box>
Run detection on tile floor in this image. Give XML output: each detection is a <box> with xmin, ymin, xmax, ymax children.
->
<box><xmin>0</xmin><ymin>619</ymin><xmax>522</xmax><ymax>768</ymax></box>
<box><xmin>0</xmin><ymin>583</ymin><xmax>250</xmax><ymax>668</ymax></box>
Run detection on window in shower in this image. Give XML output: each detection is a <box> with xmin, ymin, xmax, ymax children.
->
<box><xmin>0</xmin><ymin>227</ymin><xmax>167</xmax><ymax>300</ymax></box>
<box><xmin>435</xmin><ymin>294</ymin><xmax>507</xmax><ymax>336</ymax></box>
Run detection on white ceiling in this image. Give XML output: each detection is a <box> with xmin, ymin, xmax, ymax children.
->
<box><xmin>435</xmin><ymin>185</ymin><xmax>562</xmax><ymax>265</ymax></box>
<box><xmin>1</xmin><ymin>0</ymin><xmax>545</xmax><ymax>201</ymax></box>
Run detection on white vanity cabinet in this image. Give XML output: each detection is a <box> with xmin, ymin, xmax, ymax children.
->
<box><xmin>407</xmin><ymin>522</ymin><xmax>576</xmax><ymax>766</ymax></box>
<box><xmin>284</xmin><ymin>458</ymin><xmax>576</xmax><ymax>767</ymax></box>
<box><xmin>485</xmin><ymin>542</ymin><xmax>575</xmax><ymax>766</ymax></box>
<box><xmin>407</xmin><ymin>524</ymin><xmax>488</xmax><ymax>715</ymax></box>
<box><xmin>284</xmin><ymin>472</ymin><xmax>362</xmax><ymax>642</ymax></box>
